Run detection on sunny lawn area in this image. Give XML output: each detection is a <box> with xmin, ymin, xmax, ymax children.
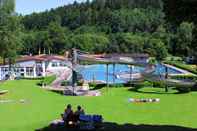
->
<box><xmin>0</xmin><ymin>80</ymin><xmax>197</xmax><ymax>131</ymax></box>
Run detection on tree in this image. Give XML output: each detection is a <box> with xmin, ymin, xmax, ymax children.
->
<box><xmin>20</xmin><ymin>31</ymin><xmax>36</xmax><ymax>55</ymax></box>
<box><xmin>149</xmin><ymin>38</ymin><xmax>168</xmax><ymax>61</ymax></box>
<box><xmin>109</xmin><ymin>33</ymin><xmax>144</xmax><ymax>53</ymax></box>
<box><xmin>111</xmin><ymin>8</ymin><xmax>165</xmax><ymax>33</ymax></box>
<box><xmin>152</xmin><ymin>25</ymin><xmax>171</xmax><ymax>50</ymax></box>
<box><xmin>0</xmin><ymin>15</ymin><xmax>22</xmax><ymax>66</ymax></box>
<box><xmin>16</xmin><ymin>0</ymin><xmax>196</xmax><ymax>60</ymax></box>
<box><xmin>71</xmin><ymin>33</ymin><xmax>109</xmax><ymax>53</ymax></box>
<box><xmin>0</xmin><ymin>0</ymin><xmax>22</xmax><ymax>67</ymax></box>
<box><xmin>176</xmin><ymin>22</ymin><xmax>194</xmax><ymax>56</ymax></box>
<box><xmin>47</xmin><ymin>22</ymin><xmax>67</xmax><ymax>54</ymax></box>
<box><xmin>0</xmin><ymin>0</ymin><xmax>15</xmax><ymax>14</ymax></box>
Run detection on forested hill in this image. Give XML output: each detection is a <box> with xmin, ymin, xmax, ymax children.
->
<box><xmin>164</xmin><ymin>0</ymin><xmax>197</xmax><ymax>25</ymax></box>
<box><xmin>19</xmin><ymin>0</ymin><xmax>197</xmax><ymax>60</ymax></box>
<box><xmin>22</xmin><ymin>0</ymin><xmax>164</xmax><ymax>31</ymax></box>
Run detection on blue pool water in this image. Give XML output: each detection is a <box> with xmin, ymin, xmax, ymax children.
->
<box><xmin>79</xmin><ymin>64</ymin><xmax>183</xmax><ymax>83</ymax></box>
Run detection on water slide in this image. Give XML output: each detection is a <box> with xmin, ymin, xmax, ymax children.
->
<box><xmin>118</xmin><ymin>65</ymin><xmax>196</xmax><ymax>87</ymax></box>
<box><xmin>76</xmin><ymin>51</ymin><xmax>196</xmax><ymax>87</ymax></box>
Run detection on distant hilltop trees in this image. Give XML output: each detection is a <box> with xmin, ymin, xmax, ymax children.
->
<box><xmin>0</xmin><ymin>0</ymin><xmax>15</xmax><ymax>14</ymax></box>
<box><xmin>0</xmin><ymin>0</ymin><xmax>197</xmax><ymax>63</ymax></box>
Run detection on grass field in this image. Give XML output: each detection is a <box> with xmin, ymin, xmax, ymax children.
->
<box><xmin>0</xmin><ymin>80</ymin><xmax>197</xmax><ymax>131</ymax></box>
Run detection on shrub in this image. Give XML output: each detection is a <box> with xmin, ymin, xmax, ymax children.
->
<box><xmin>143</xmin><ymin>81</ymin><xmax>153</xmax><ymax>87</ymax></box>
<box><xmin>134</xmin><ymin>83</ymin><xmax>145</xmax><ymax>88</ymax></box>
<box><xmin>20</xmin><ymin>77</ymin><xmax>44</xmax><ymax>80</ymax></box>
<box><xmin>132</xmin><ymin>81</ymin><xmax>152</xmax><ymax>89</ymax></box>
<box><xmin>39</xmin><ymin>75</ymin><xmax>56</xmax><ymax>86</ymax></box>
<box><xmin>77</xmin><ymin>80</ymin><xmax>84</xmax><ymax>86</ymax></box>
<box><xmin>176</xmin><ymin>86</ymin><xmax>191</xmax><ymax>93</ymax></box>
<box><xmin>61</xmin><ymin>80</ymin><xmax>70</xmax><ymax>86</ymax></box>
<box><xmin>113</xmin><ymin>83</ymin><xmax>124</xmax><ymax>87</ymax></box>
<box><xmin>171</xmin><ymin>75</ymin><xmax>197</xmax><ymax>81</ymax></box>
<box><xmin>152</xmin><ymin>81</ymin><xmax>166</xmax><ymax>88</ymax></box>
<box><xmin>191</xmin><ymin>82</ymin><xmax>197</xmax><ymax>91</ymax></box>
<box><xmin>89</xmin><ymin>82</ymin><xmax>98</xmax><ymax>88</ymax></box>
<box><xmin>89</xmin><ymin>83</ymin><xmax>106</xmax><ymax>90</ymax></box>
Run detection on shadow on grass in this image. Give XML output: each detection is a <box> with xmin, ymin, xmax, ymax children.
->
<box><xmin>128</xmin><ymin>87</ymin><xmax>179</xmax><ymax>95</ymax></box>
<box><xmin>90</xmin><ymin>83</ymin><xmax>128</xmax><ymax>91</ymax></box>
<box><xmin>36</xmin><ymin>122</ymin><xmax>197</xmax><ymax>131</ymax></box>
<box><xmin>90</xmin><ymin>84</ymin><xmax>106</xmax><ymax>90</ymax></box>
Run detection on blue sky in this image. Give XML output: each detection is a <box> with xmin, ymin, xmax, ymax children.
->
<box><xmin>16</xmin><ymin>0</ymin><xmax>86</xmax><ymax>15</ymax></box>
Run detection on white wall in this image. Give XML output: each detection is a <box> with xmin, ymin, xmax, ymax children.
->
<box><xmin>46</xmin><ymin>60</ymin><xmax>71</xmax><ymax>76</ymax></box>
<box><xmin>0</xmin><ymin>59</ymin><xmax>72</xmax><ymax>80</ymax></box>
<box><xmin>15</xmin><ymin>61</ymin><xmax>36</xmax><ymax>67</ymax></box>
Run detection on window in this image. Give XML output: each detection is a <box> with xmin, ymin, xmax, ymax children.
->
<box><xmin>52</xmin><ymin>62</ymin><xmax>58</xmax><ymax>67</ymax></box>
<box><xmin>21</xmin><ymin>73</ymin><xmax>24</xmax><ymax>76</ymax></box>
<box><xmin>5</xmin><ymin>68</ymin><xmax>8</xmax><ymax>72</ymax></box>
<box><xmin>26</xmin><ymin>67</ymin><xmax>34</xmax><ymax>76</ymax></box>
<box><xmin>59</xmin><ymin>62</ymin><xmax>65</xmax><ymax>67</ymax></box>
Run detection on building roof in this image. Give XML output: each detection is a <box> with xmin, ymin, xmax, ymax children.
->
<box><xmin>0</xmin><ymin>54</ymin><xmax>66</xmax><ymax>66</ymax></box>
<box><xmin>18</xmin><ymin>55</ymin><xmax>66</xmax><ymax>62</ymax></box>
<box><xmin>38</xmin><ymin>55</ymin><xmax>66</xmax><ymax>61</ymax></box>
<box><xmin>17</xmin><ymin>56</ymin><xmax>45</xmax><ymax>62</ymax></box>
<box><xmin>89</xmin><ymin>53</ymin><xmax>149</xmax><ymax>59</ymax></box>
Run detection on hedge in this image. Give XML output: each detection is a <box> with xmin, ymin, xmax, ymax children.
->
<box><xmin>176</xmin><ymin>86</ymin><xmax>191</xmax><ymax>93</ymax></box>
<box><xmin>20</xmin><ymin>77</ymin><xmax>44</xmax><ymax>80</ymax></box>
<box><xmin>61</xmin><ymin>80</ymin><xmax>70</xmax><ymax>86</ymax></box>
<box><xmin>40</xmin><ymin>75</ymin><xmax>56</xmax><ymax>86</ymax></box>
<box><xmin>171</xmin><ymin>75</ymin><xmax>197</xmax><ymax>81</ymax></box>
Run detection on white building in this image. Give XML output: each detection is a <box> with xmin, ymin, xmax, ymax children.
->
<box><xmin>0</xmin><ymin>55</ymin><xmax>71</xmax><ymax>80</ymax></box>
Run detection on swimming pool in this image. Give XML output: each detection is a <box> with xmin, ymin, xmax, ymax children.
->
<box><xmin>79</xmin><ymin>64</ymin><xmax>183</xmax><ymax>83</ymax></box>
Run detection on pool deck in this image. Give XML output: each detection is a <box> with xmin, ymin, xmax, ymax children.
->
<box><xmin>164</xmin><ymin>64</ymin><xmax>196</xmax><ymax>76</ymax></box>
<box><xmin>117</xmin><ymin>64</ymin><xmax>196</xmax><ymax>82</ymax></box>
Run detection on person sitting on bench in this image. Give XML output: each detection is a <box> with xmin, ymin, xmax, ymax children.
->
<box><xmin>75</xmin><ymin>106</ymin><xmax>85</xmax><ymax>115</ymax></box>
<box><xmin>74</xmin><ymin>105</ymin><xmax>85</xmax><ymax>121</ymax></box>
<box><xmin>61</xmin><ymin>104</ymin><xmax>74</xmax><ymax>125</ymax></box>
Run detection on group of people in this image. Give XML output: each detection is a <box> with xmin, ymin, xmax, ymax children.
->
<box><xmin>61</xmin><ymin>104</ymin><xmax>85</xmax><ymax>125</ymax></box>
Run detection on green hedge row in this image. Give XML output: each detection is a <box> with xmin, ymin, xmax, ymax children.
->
<box><xmin>176</xmin><ymin>86</ymin><xmax>191</xmax><ymax>93</ymax></box>
<box><xmin>20</xmin><ymin>77</ymin><xmax>44</xmax><ymax>80</ymax></box>
<box><xmin>134</xmin><ymin>81</ymin><xmax>195</xmax><ymax>93</ymax></box>
<box><xmin>171</xmin><ymin>75</ymin><xmax>197</xmax><ymax>80</ymax></box>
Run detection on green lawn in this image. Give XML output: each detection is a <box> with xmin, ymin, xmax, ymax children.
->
<box><xmin>1</xmin><ymin>80</ymin><xmax>197</xmax><ymax>131</ymax></box>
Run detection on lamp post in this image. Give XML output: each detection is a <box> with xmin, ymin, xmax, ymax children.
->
<box><xmin>71</xmin><ymin>48</ymin><xmax>78</xmax><ymax>96</ymax></box>
<box><xmin>128</xmin><ymin>65</ymin><xmax>133</xmax><ymax>87</ymax></box>
<box><xmin>113</xmin><ymin>63</ymin><xmax>115</xmax><ymax>85</ymax></box>
<box><xmin>106</xmin><ymin>63</ymin><xmax>109</xmax><ymax>90</ymax></box>
<box><xmin>165</xmin><ymin>66</ymin><xmax>169</xmax><ymax>92</ymax></box>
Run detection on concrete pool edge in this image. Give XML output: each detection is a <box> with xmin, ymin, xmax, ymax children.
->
<box><xmin>164</xmin><ymin>64</ymin><xmax>196</xmax><ymax>76</ymax></box>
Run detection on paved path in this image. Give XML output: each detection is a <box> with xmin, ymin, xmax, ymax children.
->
<box><xmin>43</xmin><ymin>85</ymin><xmax>101</xmax><ymax>96</ymax></box>
<box><xmin>51</xmin><ymin>69</ymin><xmax>72</xmax><ymax>88</ymax></box>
